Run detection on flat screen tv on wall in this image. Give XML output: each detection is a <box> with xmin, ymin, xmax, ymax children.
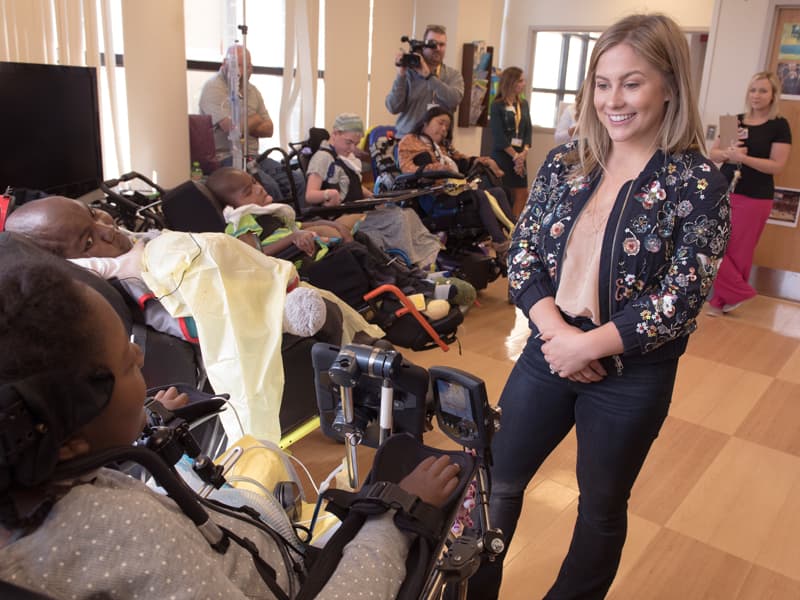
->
<box><xmin>0</xmin><ymin>61</ymin><xmax>103</xmax><ymax>198</ymax></box>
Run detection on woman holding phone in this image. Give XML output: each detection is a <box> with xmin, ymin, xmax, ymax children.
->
<box><xmin>707</xmin><ymin>72</ymin><xmax>792</xmax><ymax>315</ymax></box>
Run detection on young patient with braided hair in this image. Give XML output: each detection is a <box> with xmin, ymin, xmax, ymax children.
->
<box><xmin>0</xmin><ymin>262</ymin><xmax>461</xmax><ymax>598</ymax></box>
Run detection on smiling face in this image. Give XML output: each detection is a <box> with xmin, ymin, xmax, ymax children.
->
<box><xmin>593</xmin><ymin>42</ymin><xmax>668</xmax><ymax>154</ymax></box>
<box><xmin>422</xmin><ymin>114</ymin><xmax>451</xmax><ymax>144</ymax></box>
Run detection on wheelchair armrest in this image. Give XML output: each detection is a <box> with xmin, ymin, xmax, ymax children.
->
<box><xmin>145</xmin><ymin>384</ymin><xmax>228</xmax><ymax>425</ymax></box>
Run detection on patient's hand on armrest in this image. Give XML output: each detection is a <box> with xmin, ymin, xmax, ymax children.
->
<box><xmin>399</xmin><ymin>455</ymin><xmax>461</xmax><ymax>508</ymax></box>
<box><xmin>153</xmin><ymin>386</ymin><xmax>190</xmax><ymax>411</ymax></box>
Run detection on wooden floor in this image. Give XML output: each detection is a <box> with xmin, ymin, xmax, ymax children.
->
<box><xmin>291</xmin><ymin>278</ymin><xmax>800</xmax><ymax>599</ymax></box>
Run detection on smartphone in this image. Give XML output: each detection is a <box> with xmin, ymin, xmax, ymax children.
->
<box><xmin>718</xmin><ymin>114</ymin><xmax>739</xmax><ymax>149</ymax></box>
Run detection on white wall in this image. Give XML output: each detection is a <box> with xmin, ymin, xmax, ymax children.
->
<box><xmin>498</xmin><ymin>0</ymin><xmax>716</xmax><ymax>175</ymax></box>
<box><xmin>122</xmin><ymin>0</ymin><xmax>189</xmax><ymax>187</ymax></box>
<box><xmin>699</xmin><ymin>0</ymin><xmax>782</xmax><ymax>134</ymax></box>
<box><xmin>324</xmin><ymin>0</ymin><xmax>370</xmax><ymax>129</ymax></box>
<box><xmin>368</xmin><ymin>2</ymin><xmax>416</xmax><ymax>130</ymax></box>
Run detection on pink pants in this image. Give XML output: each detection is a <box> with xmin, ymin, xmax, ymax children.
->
<box><xmin>709</xmin><ymin>192</ymin><xmax>772</xmax><ymax>309</ymax></box>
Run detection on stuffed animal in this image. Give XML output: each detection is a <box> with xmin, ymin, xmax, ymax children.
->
<box><xmin>406</xmin><ymin>294</ymin><xmax>452</xmax><ymax>322</ymax></box>
<box><xmin>283</xmin><ymin>286</ymin><xmax>327</xmax><ymax>337</ymax></box>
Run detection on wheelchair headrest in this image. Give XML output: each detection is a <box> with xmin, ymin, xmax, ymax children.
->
<box><xmin>0</xmin><ymin>370</ymin><xmax>114</xmax><ymax>490</ymax></box>
<box><xmin>307</xmin><ymin>127</ymin><xmax>330</xmax><ymax>153</ymax></box>
<box><xmin>162</xmin><ymin>180</ymin><xmax>226</xmax><ymax>233</ymax></box>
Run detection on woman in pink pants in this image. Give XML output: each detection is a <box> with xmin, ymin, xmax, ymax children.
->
<box><xmin>707</xmin><ymin>72</ymin><xmax>792</xmax><ymax>315</ymax></box>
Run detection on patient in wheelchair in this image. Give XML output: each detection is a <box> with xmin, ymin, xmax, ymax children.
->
<box><xmin>398</xmin><ymin>106</ymin><xmax>516</xmax><ymax>256</ymax></box>
<box><xmin>303</xmin><ymin>113</ymin><xmax>443</xmax><ymax>270</ymax></box>
<box><xmin>207</xmin><ymin>166</ymin><xmax>354</xmax><ymax>261</ymax></box>
<box><xmin>208</xmin><ymin>165</ymin><xmax>474</xmax><ymax>304</ymax></box>
<box><xmin>5</xmin><ymin>196</ymin><xmax>385</xmax><ymax>441</ymax></box>
<box><xmin>0</xmin><ymin>262</ymin><xmax>461</xmax><ymax>599</ymax></box>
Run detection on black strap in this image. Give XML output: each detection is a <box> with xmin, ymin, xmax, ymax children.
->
<box><xmin>220</xmin><ymin>525</ymin><xmax>291</xmax><ymax>600</ymax></box>
<box><xmin>323</xmin><ymin>481</ymin><xmax>444</xmax><ymax>539</ymax></box>
<box><xmin>319</xmin><ymin>147</ymin><xmax>365</xmax><ymax>201</ymax></box>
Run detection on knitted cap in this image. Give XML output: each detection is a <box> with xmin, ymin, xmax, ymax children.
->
<box><xmin>332</xmin><ymin>113</ymin><xmax>364</xmax><ymax>135</ymax></box>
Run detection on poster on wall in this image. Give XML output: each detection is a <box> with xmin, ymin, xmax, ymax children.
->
<box><xmin>768</xmin><ymin>187</ymin><xmax>800</xmax><ymax>227</ymax></box>
<box><xmin>777</xmin><ymin>24</ymin><xmax>800</xmax><ymax>98</ymax></box>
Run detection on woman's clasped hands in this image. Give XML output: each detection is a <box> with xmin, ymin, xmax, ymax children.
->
<box><xmin>539</xmin><ymin>325</ymin><xmax>608</xmax><ymax>384</ymax></box>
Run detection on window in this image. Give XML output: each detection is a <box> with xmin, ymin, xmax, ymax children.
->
<box><xmin>184</xmin><ymin>0</ymin><xmax>290</xmax><ymax>149</ymax></box>
<box><xmin>529</xmin><ymin>31</ymin><xmax>601</xmax><ymax>128</ymax></box>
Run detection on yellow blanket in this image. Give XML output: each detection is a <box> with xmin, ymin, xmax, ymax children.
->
<box><xmin>142</xmin><ymin>231</ymin><xmax>294</xmax><ymax>442</ymax></box>
<box><xmin>140</xmin><ymin>231</ymin><xmax>384</xmax><ymax>443</ymax></box>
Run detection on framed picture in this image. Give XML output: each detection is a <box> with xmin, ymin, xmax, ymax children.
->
<box><xmin>768</xmin><ymin>187</ymin><xmax>800</xmax><ymax>227</ymax></box>
<box><xmin>778</xmin><ymin>24</ymin><xmax>800</xmax><ymax>98</ymax></box>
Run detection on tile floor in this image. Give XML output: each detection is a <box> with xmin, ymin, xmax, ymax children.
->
<box><xmin>291</xmin><ymin>279</ymin><xmax>800</xmax><ymax>599</ymax></box>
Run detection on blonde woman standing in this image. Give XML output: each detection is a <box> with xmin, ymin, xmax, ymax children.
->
<box><xmin>707</xmin><ymin>72</ymin><xmax>792</xmax><ymax>315</ymax></box>
<box><xmin>468</xmin><ymin>14</ymin><xmax>730</xmax><ymax>599</ymax></box>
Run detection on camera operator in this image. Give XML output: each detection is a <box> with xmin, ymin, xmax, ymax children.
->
<box><xmin>385</xmin><ymin>25</ymin><xmax>465</xmax><ymax>137</ymax></box>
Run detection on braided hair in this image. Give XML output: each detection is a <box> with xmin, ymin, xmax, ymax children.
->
<box><xmin>0</xmin><ymin>262</ymin><xmax>97</xmax><ymax>529</ymax></box>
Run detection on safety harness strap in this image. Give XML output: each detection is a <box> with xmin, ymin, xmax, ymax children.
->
<box><xmin>220</xmin><ymin>525</ymin><xmax>290</xmax><ymax>600</ymax></box>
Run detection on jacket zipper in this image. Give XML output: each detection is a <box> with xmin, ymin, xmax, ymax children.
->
<box><xmin>607</xmin><ymin>180</ymin><xmax>635</xmax><ymax>376</ymax></box>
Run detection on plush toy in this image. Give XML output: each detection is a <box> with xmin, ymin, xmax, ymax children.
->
<box><xmin>283</xmin><ymin>287</ymin><xmax>327</xmax><ymax>337</ymax></box>
<box><xmin>405</xmin><ymin>294</ymin><xmax>452</xmax><ymax>322</ymax></box>
<box><xmin>430</xmin><ymin>276</ymin><xmax>477</xmax><ymax>308</ymax></box>
<box><xmin>423</xmin><ymin>298</ymin><xmax>450</xmax><ymax>321</ymax></box>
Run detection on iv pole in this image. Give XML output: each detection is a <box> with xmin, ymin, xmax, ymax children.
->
<box><xmin>239</xmin><ymin>0</ymin><xmax>250</xmax><ymax>171</ymax></box>
<box><xmin>238</xmin><ymin>0</ymin><xmax>248</xmax><ymax>171</ymax></box>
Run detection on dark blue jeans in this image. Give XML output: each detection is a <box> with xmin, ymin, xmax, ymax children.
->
<box><xmin>468</xmin><ymin>336</ymin><xmax>677</xmax><ymax>599</ymax></box>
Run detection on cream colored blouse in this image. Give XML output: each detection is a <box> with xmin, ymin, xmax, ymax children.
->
<box><xmin>555</xmin><ymin>193</ymin><xmax>614</xmax><ymax>325</ymax></box>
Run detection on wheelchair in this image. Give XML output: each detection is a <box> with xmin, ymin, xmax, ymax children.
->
<box><xmin>156</xmin><ymin>167</ymin><xmax>464</xmax><ymax>353</ymax></box>
<box><xmin>0</xmin><ymin>347</ymin><xmax>500</xmax><ymax>599</ymax></box>
<box><xmin>367</xmin><ymin>126</ymin><xmax>510</xmax><ymax>291</ymax></box>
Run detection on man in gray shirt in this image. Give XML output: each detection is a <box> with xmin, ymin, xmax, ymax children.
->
<box><xmin>200</xmin><ymin>45</ymin><xmax>302</xmax><ymax>202</ymax></box>
<box><xmin>199</xmin><ymin>45</ymin><xmax>274</xmax><ymax>164</ymax></box>
<box><xmin>385</xmin><ymin>25</ymin><xmax>465</xmax><ymax>137</ymax></box>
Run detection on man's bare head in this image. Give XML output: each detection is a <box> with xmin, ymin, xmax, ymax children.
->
<box><xmin>5</xmin><ymin>196</ymin><xmax>133</xmax><ymax>258</ymax></box>
<box><xmin>221</xmin><ymin>44</ymin><xmax>253</xmax><ymax>82</ymax></box>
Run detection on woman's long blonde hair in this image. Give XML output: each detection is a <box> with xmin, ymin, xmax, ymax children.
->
<box><xmin>745</xmin><ymin>72</ymin><xmax>781</xmax><ymax>120</ymax></box>
<box><xmin>572</xmin><ymin>13</ymin><xmax>705</xmax><ymax>177</ymax></box>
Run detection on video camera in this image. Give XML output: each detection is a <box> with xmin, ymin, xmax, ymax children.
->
<box><xmin>396</xmin><ymin>35</ymin><xmax>438</xmax><ymax>69</ymax></box>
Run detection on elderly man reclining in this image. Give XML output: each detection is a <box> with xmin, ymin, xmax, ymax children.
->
<box><xmin>5</xmin><ymin>197</ymin><xmax>383</xmax><ymax>442</ymax></box>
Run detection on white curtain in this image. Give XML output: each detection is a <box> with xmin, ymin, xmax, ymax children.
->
<box><xmin>0</xmin><ymin>0</ymin><xmax>127</xmax><ymax>177</ymax></box>
<box><xmin>280</xmin><ymin>0</ymin><xmax>316</xmax><ymax>148</ymax></box>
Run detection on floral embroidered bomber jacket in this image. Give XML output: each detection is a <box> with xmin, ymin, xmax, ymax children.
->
<box><xmin>509</xmin><ymin>143</ymin><xmax>731</xmax><ymax>362</ymax></box>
